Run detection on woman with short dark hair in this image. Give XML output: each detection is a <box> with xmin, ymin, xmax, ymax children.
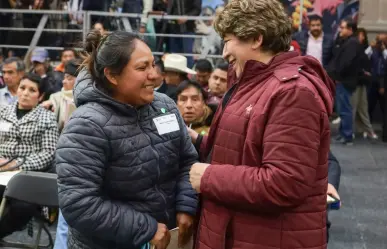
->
<box><xmin>188</xmin><ymin>0</ymin><xmax>335</xmax><ymax>248</ymax></box>
<box><xmin>0</xmin><ymin>72</ymin><xmax>59</xmax><ymax>239</ymax></box>
<box><xmin>56</xmin><ymin>30</ymin><xmax>198</xmax><ymax>249</ymax></box>
<box><xmin>0</xmin><ymin>72</ymin><xmax>58</xmax><ymax>171</ymax></box>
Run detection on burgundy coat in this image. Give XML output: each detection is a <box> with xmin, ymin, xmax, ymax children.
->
<box><xmin>196</xmin><ymin>52</ymin><xmax>335</xmax><ymax>249</ymax></box>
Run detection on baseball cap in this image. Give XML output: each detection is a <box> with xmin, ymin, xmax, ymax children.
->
<box><xmin>31</xmin><ymin>48</ymin><xmax>49</xmax><ymax>63</ymax></box>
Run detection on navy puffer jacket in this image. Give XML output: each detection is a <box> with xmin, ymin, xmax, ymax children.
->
<box><xmin>56</xmin><ymin>70</ymin><xmax>198</xmax><ymax>249</ymax></box>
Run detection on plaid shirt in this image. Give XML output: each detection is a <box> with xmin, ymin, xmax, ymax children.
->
<box><xmin>0</xmin><ymin>103</ymin><xmax>59</xmax><ymax>171</ymax></box>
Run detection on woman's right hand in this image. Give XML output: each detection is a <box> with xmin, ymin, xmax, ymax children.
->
<box><xmin>41</xmin><ymin>100</ymin><xmax>54</xmax><ymax>112</ymax></box>
<box><xmin>150</xmin><ymin>223</ymin><xmax>170</xmax><ymax>249</ymax></box>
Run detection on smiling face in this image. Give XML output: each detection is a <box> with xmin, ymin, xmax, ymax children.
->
<box><xmin>17</xmin><ymin>78</ymin><xmax>43</xmax><ymax>110</ymax></box>
<box><xmin>106</xmin><ymin>40</ymin><xmax>158</xmax><ymax>106</ymax></box>
<box><xmin>222</xmin><ymin>34</ymin><xmax>257</xmax><ymax>78</ymax></box>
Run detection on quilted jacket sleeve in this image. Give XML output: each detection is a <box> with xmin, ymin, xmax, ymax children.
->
<box><xmin>56</xmin><ymin>116</ymin><xmax>158</xmax><ymax>248</ymax></box>
<box><xmin>175</xmin><ymin>111</ymin><xmax>199</xmax><ymax>216</ymax></box>
<box><xmin>200</xmin><ymin>88</ymin><xmax>323</xmax><ymax>210</ymax></box>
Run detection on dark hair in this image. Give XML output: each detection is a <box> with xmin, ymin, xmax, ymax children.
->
<box><xmin>65</xmin><ymin>59</ymin><xmax>82</xmax><ymax>77</ymax></box>
<box><xmin>216</xmin><ymin>62</ymin><xmax>229</xmax><ymax>72</ymax></box>
<box><xmin>195</xmin><ymin>59</ymin><xmax>213</xmax><ymax>73</ymax></box>
<box><xmin>93</xmin><ymin>21</ymin><xmax>108</xmax><ymax>31</ymax></box>
<box><xmin>342</xmin><ymin>18</ymin><xmax>358</xmax><ymax>33</ymax></box>
<box><xmin>3</xmin><ymin>57</ymin><xmax>25</xmax><ymax>72</ymax></box>
<box><xmin>176</xmin><ymin>80</ymin><xmax>208</xmax><ymax>101</ymax></box>
<box><xmin>154</xmin><ymin>57</ymin><xmax>165</xmax><ymax>73</ymax></box>
<box><xmin>309</xmin><ymin>15</ymin><xmax>323</xmax><ymax>24</ymax></box>
<box><xmin>82</xmin><ymin>30</ymin><xmax>141</xmax><ymax>93</ymax></box>
<box><xmin>62</xmin><ymin>48</ymin><xmax>77</xmax><ymax>58</ymax></box>
<box><xmin>357</xmin><ymin>27</ymin><xmax>369</xmax><ymax>47</ymax></box>
<box><xmin>22</xmin><ymin>73</ymin><xmax>48</xmax><ymax>96</ymax></box>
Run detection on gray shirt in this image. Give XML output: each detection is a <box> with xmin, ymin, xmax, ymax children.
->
<box><xmin>0</xmin><ymin>87</ymin><xmax>18</xmax><ymax>107</ymax></box>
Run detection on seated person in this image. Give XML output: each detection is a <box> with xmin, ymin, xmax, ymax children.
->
<box><xmin>176</xmin><ymin>80</ymin><xmax>215</xmax><ymax>136</ymax></box>
<box><xmin>207</xmin><ymin>62</ymin><xmax>228</xmax><ymax>105</ymax></box>
<box><xmin>0</xmin><ymin>57</ymin><xmax>25</xmax><ymax>107</ymax></box>
<box><xmin>0</xmin><ymin>73</ymin><xmax>59</xmax><ymax>239</ymax></box>
<box><xmin>41</xmin><ymin>59</ymin><xmax>80</xmax><ymax>132</ymax></box>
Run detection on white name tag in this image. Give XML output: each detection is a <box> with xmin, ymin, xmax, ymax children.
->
<box><xmin>153</xmin><ymin>114</ymin><xmax>180</xmax><ymax>135</ymax></box>
<box><xmin>0</xmin><ymin>121</ymin><xmax>12</xmax><ymax>132</ymax></box>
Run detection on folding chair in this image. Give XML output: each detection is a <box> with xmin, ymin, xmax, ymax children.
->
<box><xmin>0</xmin><ymin>171</ymin><xmax>58</xmax><ymax>249</ymax></box>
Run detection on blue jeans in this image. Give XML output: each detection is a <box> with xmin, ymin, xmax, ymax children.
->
<box><xmin>53</xmin><ymin>210</ymin><xmax>68</xmax><ymax>249</ymax></box>
<box><xmin>336</xmin><ymin>83</ymin><xmax>353</xmax><ymax>141</ymax></box>
<box><xmin>168</xmin><ymin>33</ymin><xmax>195</xmax><ymax>68</ymax></box>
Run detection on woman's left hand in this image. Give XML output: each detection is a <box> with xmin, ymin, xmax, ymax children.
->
<box><xmin>0</xmin><ymin>160</ymin><xmax>17</xmax><ymax>172</ymax></box>
<box><xmin>0</xmin><ymin>158</ymin><xmax>8</xmax><ymax>165</ymax></box>
<box><xmin>189</xmin><ymin>163</ymin><xmax>210</xmax><ymax>193</ymax></box>
<box><xmin>176</xmin><ymin>213</ymin><xmax>194</xmax><ymax>248</ymax></box>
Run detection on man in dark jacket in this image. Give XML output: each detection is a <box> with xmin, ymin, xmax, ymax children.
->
<box><xmin>293</xmin><ymin>15</ymin><xmax>334</xmax><ymax>68</ymax></box>
<box><xmin>365</xmin><ymin>34</ymin><xmax>387</xmax><ymax>122</ymax></box>
<box><xmin>327</xmin><ymin>18</ymin><xmax>363</xmax><ymax>145</ymax></box>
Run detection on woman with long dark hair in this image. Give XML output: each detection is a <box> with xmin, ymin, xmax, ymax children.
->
<box><xmin>56</xmin><ymin>30</ymin><xmax>198</xmax><ymax>249</ymax></box>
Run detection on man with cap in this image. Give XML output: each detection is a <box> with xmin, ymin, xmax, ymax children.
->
<box><xmin>41</xmin><ymin>59</ymin><xmax>80</xmax><ymax>132</ymax></box>
<box><xmin>157</xmin><ymin>54</ymin><xmax>197</xmax><ymax>102</ymax></box>
<box><xmin>30</xmin><ymin>48</ymin><xmax>58</xmax><ymax>95</ymax></box>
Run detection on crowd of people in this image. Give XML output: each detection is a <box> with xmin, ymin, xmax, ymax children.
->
<box><xmin>0</xmin><ymin>0</ymin><xmax>226</xmax><ymax>66</ymax></box>
<box><xmin>0</xmin><ymin>0</ymin><xmax>384</xmax><ymax>249</ymax></box>
<box><xmin>292</xmin><ymin>15</ymin><xmax>387</xmax><ymax>144</ymax></box>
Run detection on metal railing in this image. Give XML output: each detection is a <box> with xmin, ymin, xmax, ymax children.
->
<box><xmin>0</xmin><ymin>8</ymin><xmax>223</xmax><ymax>60</ymax></box>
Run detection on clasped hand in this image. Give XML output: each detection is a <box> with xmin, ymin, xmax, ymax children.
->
<box><xmin>151</xmin><ymin>213</ymin><xmax>194</xmax><ymax>249</ymax></box>
<box><xmin>189</xmin><ymin>163</ymin><xmax>210</xmax><ymax>193</ymax></box>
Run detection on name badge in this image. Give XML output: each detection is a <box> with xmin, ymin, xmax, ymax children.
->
<box><xmin>153</xmin><ymin>114</ymin><xmax>180</xmax><ymax>135</ymax></box>
<box><xmin>0</xmin><ymin>121</ymin><xmax>12</xmax><ymax>132</ymax></box>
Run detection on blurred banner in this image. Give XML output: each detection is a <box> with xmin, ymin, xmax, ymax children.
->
<box><xmin>279</xmin><ymin>0</ymin><xmax>359</xmax><ymax>35</ymax></box>
<box><xmin>202</xmin><ymin>0</ymin><xmax>225</xmax><ymax>9</ymax></box>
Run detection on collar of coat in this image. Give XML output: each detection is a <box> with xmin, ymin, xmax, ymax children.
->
<box><xmin>1</xmin><ymin>102</ymin><xmax>45</xmax><ymax>125</ymax></box>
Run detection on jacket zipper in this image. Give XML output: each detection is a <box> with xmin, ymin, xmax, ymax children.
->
<box><xmin>136</xmin><ymin>110</ymin><xmax>170</xmax><ymax>222</ymax></box>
